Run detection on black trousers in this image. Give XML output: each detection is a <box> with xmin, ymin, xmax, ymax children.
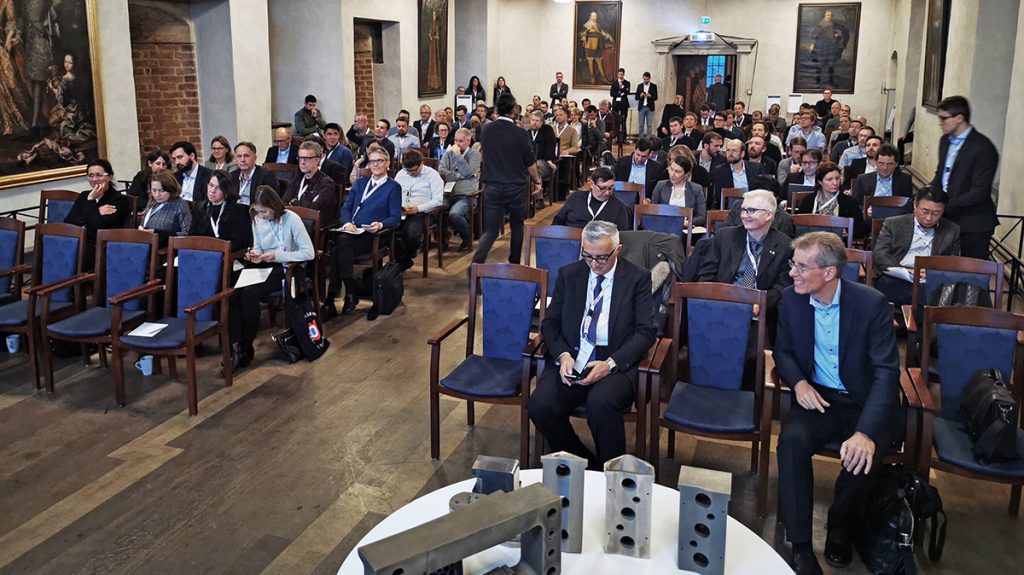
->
<box><xmin>777</xmin><ymin>384</ymin><xmax>886</xmax><ymax>544</ymax></box>
<box><xmin>472</xmin><ymin>184</ymin><xmax>527</xmax><ymax>265</ymax></box>
<box><xmin>874</xmin><ymin>274</ymin><xmax>914</xmax><ymax>307</ymax></box>
<box><xmin>959</xmin><ymin>231</ymin><xmax>992</xmax><ymax>260</ymax></box>
<box><xmin>397</xmin><ymin>212</ymin><xmax>426</xmax><ymax>263</ymax></box>
<box><xmin>528</xmin><ymin>351</ymin><xmax>635</xmax><ymax>469</ymax></box>
<box><xmin>229</xmin><ymin>265</ymin><xmax>285</xmax><ymax>344</ymax></box>
<box><xmin>328</xmin><ymin>232</ymin><xmax>376</xmax><ymax>297</ymax></box>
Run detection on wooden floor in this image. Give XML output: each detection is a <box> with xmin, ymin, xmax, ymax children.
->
<box><xmin>1</xmin><ymin>203</ymin><xmax>1022</xmax><ymax>575</ymax></box>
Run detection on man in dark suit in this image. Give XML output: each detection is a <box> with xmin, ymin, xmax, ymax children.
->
<box><xmin>699</xmin><ymin>190</ymin><xmax>793</xmax><ymax>309</ymax></box>
<box><xmin>850</xmin><ymin>143</ymin><xmax>913</xmax><ymax>211</ymax></box>
<box><xmin>873</xmin><ymin>187</ymin><xmax>961</xmax><ymax>306</ymax></box>
<box><xmin>610</xmin><ymin>68</ymin><xmax>631</xmax><ymax>145</ymax></box>
<box><xmin>415</xmin><ymin>104</ymin><xmax>437</xmax><ymax>144</ymax></box>
<box><xmin>597</xmin><ymin>99</ymin><xmax>618</xmax><ymax>150</ymax></box>
<box><xmin>265</xmin><ymin>127</ymin><xmax>299</xmax><ymax>165</ymax></box>
<box><xmin>282</xmin><ymin>141</ymin><xmax>339</xmax><ymax>226</ymax></box>
<box><xmin>930</xmin><ymin>95</ymin><xmax>999</xmax><ymax>260</ymax></box>
<box><xmin>732</xmin><ymin>101</ymin><xmax>753</xmax><ymax>130</ymax></box>
<box><xmin>612</xmin><ymin>138</ymin><xmax>668</xmax><ymax>201</ymax></box>
<box><xmin>635</xmin><ymin>72</ymin><xmax>657</xmax><ymax>138</ymax></box>
<box><xmin>528</xmin><ymin>220</ymin><xmax>657</xmax><ymax>470</ymax></box>
<box><xmin>661</xmin><ymin>115</ymin><xmax>698</xmax><ymax>151</ymax></box>
<box><xmin>751</xmin><ymin>122</ymin><xmax>782</xmax><ymax>164</ymax></box>
<box><xmin>712</xmin><ymin>139</ymin><xmax>765</xmax><ymax>209</ymax></box>
<box><xmin>550</xmin><ymin>71</ymin><xmax>569</xmax><ymax>108</ymax></box>
<box><xmin>774</xmin><ymin>232</ymin><xmax>900</xmax><ymax>575</ymax></box>
<box><xmin>553</xmin><ymin>167</ymin><xmax>632</xmax><ymax>231</ymax></box>
<box><xmin>169</xmin><ymin>141</ymin><xmax>213</xmax><ymax>203</ymax></box>
<box><xmin>233</xmin><ymin>141</ymin><xmax>281</xmax><ymax>204</ymax></box>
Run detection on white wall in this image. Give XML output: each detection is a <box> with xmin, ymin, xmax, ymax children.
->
<box><xmin>193</xmin><ymin>0</ymin><xmax>236</xmax><ymax>150</ymax></box>
<box><xmin>228</xmin><ymin>0</ymin><xmax>273</xmax><ymax>153</ymax></box>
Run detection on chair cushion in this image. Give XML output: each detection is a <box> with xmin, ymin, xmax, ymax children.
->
<box><xmin>118</xmin><ymin>317</ymin><xmax>219</xmax><ymax>350</ymax></box>
<box><xmin>48</xmin><ymin>307</ymin><xmax>146</xmax><ymax>338</ymax></box>
<box><xmin>663</xmin><ymin>382</ymin><xmax>756</xmax><ymax>433</ymax></box>
<box><xmin>0</xmin><ymin>300</ymin><xmax>72</xmax><ymax>327</ymax></box>
<box><xmin>440</xmin><ymin>354</ymin><xmax>524</xmax><ymax>398</ymax></box>
<box><xmin>932</xmin><ymin>417</ymin><xmax>1024</xmax><ymax>479</ymax></box>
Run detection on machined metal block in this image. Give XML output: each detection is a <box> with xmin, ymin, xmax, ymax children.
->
<box><xmin>541</xmin><ymin>451</ymin><xmax>587</xmax><ymax>553</ymax></box>
<box><xmin>603</xmin><ymin>454</ymin><xmax>655</xmax><ymax>558</ymax></box>
<box><xmin>472</xmin><ymin>455</ymin><xmax>520</xmax><ymax>494</ymax></box>
<box><xmin>677</xmin><ymin>465</ymin><xmax>732</xmax><ymax>575</ymax></box>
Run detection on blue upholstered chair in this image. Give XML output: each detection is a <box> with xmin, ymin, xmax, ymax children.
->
<box><xmin>110</xmin><ymin>236</ymin><xmax>234</xmax><ymax>415</ymax></box>
<box><xmin>39</xmin><ymin>189</ymin><xmax>80</xmax><ymax>224</ymax></box>
<box><xmin>0</xmin><ymin>218</ymin><xmax>27</xmax><ymax>307</ymax></box>
<box><xmin>612</xmin><ymin>181</ymin><xmax>643</xmax><ymax>208</ymax></box>
<box><xmin>38</xmin><ymin>229</ymin><xmax>159</xmax><ymax>393</ymax></box>
<box><xmin>792</xmin><ymin>214</ymin><xmax>854</xmax><ymax>247</ymax></box>
<box><xmin>524</xmin><ymin>224</ymin><xmax>582</xmax><ymax>299</ymax></box>
<box><xmin>634</xmin><ymin>204</ymin><xmax>694</xmax><ymax>248</ymax></box>
<box><xmin>864</xmin><ymin>195</ymin><xmax>911</xmax><ymax>222</ymax></box>
<box><xmin>428</xmin><ymin>263</ymin><xmax>547</xmax><ymax>464</ymax></box>
<box><xmin>0</xmin><ymin>223</ymin><xmax>85</xmax><ymax>388</ymax></box>
<box><xmin>911</xmin><ymin>306</ymin><xmax>1024</xmax><ymax>515</ymax></box>
<box><xmin>843</xmin><ymin>247</ymin><xmax>874</xmax><ymax>286</ymax></box>
<box><xmin>648</xmin><ymin>282</ymin><xmax>771</xmax><ymax>512</ymax></box>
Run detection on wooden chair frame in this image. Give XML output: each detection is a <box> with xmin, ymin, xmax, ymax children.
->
<box><xmin>845</xmin><ymin>247</ymin><xmax>875</xmax><ymax>286</ymax></box>
<box><xmin>0</xmin><ymin>218</ymin><xmax>27</xmax><ymax>303</ymax></box>
<box><xmin>634</xmin><ymin>204</ymin><xmax>694</xmax><ymax>249</ymax></box>
<box><xmin>38</xmin><ymin>189</ymin><xmax>80</xmax><ymax>226</ymax></box>
<box><xmin>706</xmin><ymin>210</ymin><xmax>729</xmax><ymax>237</ymax></box>
<box><xmin>720</xmin><ymin>187</ymin><xmax>745</xmax><ymax>211</ymax></box>
<box><xmin>902</xmin><ymin>256</ymin><xmax>1004</xmax><ymax>334</ymax></box>
<box><xmin>791</xmin><ymin>214</ymin><xmax>855</xmax><ymax>248</ymax></box>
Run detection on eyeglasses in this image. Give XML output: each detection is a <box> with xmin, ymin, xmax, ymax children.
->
<box><xmin>298</xmin><ymin>155</ymin><xmax>319</xmax><ymax>161</ymax></box>
<box><xmin>210</xmin><ymin>146</ymin><xmax>226</xmax><ymax>151</ymax></box>
<box><xmin>594</xmin><ymin>182</ymin><xmax>615</xmax><ymax>192</ymax></box>
<box><xmin>87</xmin><ymin>173</ymin><xmax>109</xmax><ymax>179</ymax></box>
<box><xmin>581</xmin><ymin>250</ymin><xmax>614</xmax><ymax>263</ymax></box>
<box><xmin>738</xmin><ymin>207</ymin><xmax>769</xmax><ymax>216</ymax></box>
<box><xmin>937</xmin><ymin>114</ymin><xmax>955</xmax><ymax>121</ymax></box>
<box><xmin>787</xmin><ymin>259</ymin><xmax>830</xmax><ymax>274</ymax></box>
<box><xmin>368</xmin><ymin>158</ymin><xmax>387</xmax><ymax>165</ymax></box>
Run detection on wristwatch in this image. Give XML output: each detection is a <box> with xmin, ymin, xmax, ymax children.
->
<box><xmin>606</xmin><ymin>358</ymin><xmax>618</xmax><ymax>373</ymax></box>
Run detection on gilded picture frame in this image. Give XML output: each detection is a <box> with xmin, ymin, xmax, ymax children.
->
<box><xmin>417</xmin><ymin>0</ymin><xmax>448</xmax><ymax>98</ymax></box>
<box><xmin>793</xmin><ymin>3</ymin><xmax>861</xmax><ymax>94</ymax></box>
<box><xmin>572</xmin><ymin>1</ymin><xmax>622</xmax><ymax>89</ymax></box>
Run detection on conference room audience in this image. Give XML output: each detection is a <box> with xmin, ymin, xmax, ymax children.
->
<box><xmin>784</xmin><ymin>148</ymin><xmax>822</xmax><ymax>201</ymax></box>
<box><xmin>650</xmin><ymin>156</ymin><xmax>707</xmax><ymax>227</ymax></box>
<box><xmin>322</xmin><ymin>122</ymin><xmax>354</xmax><ymax>176</ymax></box>
<box><xmin>851</xmin><ymin>143</ymin><xmax>913</xmax><ymax>212</ymax></box>
<box><xmin>139</xmin><ymin>171</ymin><xmax>192</xmax><ymax>248</ymax></box>
<box><xmin>234</xmin><ymin>141</ymin><xmax>281</xmax><ymax>204</ymax></box>
<box><xmin>266</xmin><ymin>127</ymin><xmax>299</xmax><ymax>165</ymax></box>
<box><xmin>428</xmin><ymin>122</ymin><xmax>453</xmax><ymax>161</ymax></box>
<box><xmin>170</xmin><ymin>141</ymin><xmax>213</xmax><ymax>202</ymax></box>
<box><xmin>553</xmin><ymin>167</ymin><xmax>631</xmax><ymax>230</ymax></box>
<box><xmin>612</xmin><ymin>138</ymin><xmax>667</xmax><ymax>200</ymax></box>
<box><xmin>282</xmin><ymin>141</ymin><xmax>339</xmax><ymax>225</ymax></box>
<box><xmin>394</xmin><ymin>150</ymin><xmax>444</xmax><ymax>270</ymax></box>
<box><xmin>778</xmin><ymin>137</ymin><xmax>807</xmax><ymax>186</ymax></box>
<box><xmin>796</xmin><ymin>161</ymin><xmax>866</xmax><ymax>239</ymax></box>
<box><xmin>64</xmin><ymin>159</ymin><xmax>132</xmax><ymax>270</ymax></box>
<box><xmin>204</xmin><ymin>135</ymin><xmax>237</xmax><ymax>173</ymax></box>
<box><xmin>127</xmin><ymin>149</ymin><xmax>171</xmax><ymax>201</ymax></box>
<box><xmin>190</xmin><ymin>169</ymin><xmax>253</xmax><ymax>253</ymax></box>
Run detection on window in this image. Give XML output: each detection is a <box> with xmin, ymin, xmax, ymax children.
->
<box><xmin>706</xmin><ymin>55</ymin><xmax>726</xmax><ymax>87</ymax></box>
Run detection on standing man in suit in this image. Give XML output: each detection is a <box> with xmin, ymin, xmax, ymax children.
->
<box><xmin>706</xmin><ymin>74</ymin><xmax>729</xmax><ymax>112</ymax></box>
<box><xmin>931</xmin><ymin>96</ymin><xmax>999</xmax><ymax>260</ymax></box>
<box><xmin>851</xmin><ymin>143</ymin><xmax>913</xmax><ymax>212</ymax></box>
<box><xmin>610</xmin><ymin>68</ymin><xmax>631</xmax><ymax>146</ymax></box>
<box><xmin>233</xmin><ymin>141</ymin><xmax>281</xmax><ymax>204</ymax></box>
<box><xmin>635</xmin><ymin>72</ymin><xmax>658</xmax><ymax>139</ymax></box>
<box><xmin>169</xmin><ymin>141</ymin><xmax>213</xmax><ymax>203</ymax></box>
<box><xmin>873</xmin><ymin>187</ymin><xmax>960</xmax><ymax>306</ymax></box>
<box><xmin>712</xmin><ymin>139</ymin><xmax>765</xmax><ymax>209</ymax></box>
<box><xmin>550</xmin><ymin>71</ymin><xmax>569</xmax><ymax>108</ymax></box>
<box><xmin>529</xmin><ymin>220</ymin><xmax>657</xmax><ymax>470</ymax></box>
<box><xmin>265</xmin><ymin>127</ymin><xmax>299</xmax><ymax>165</ymax></box>
<box><xmin>774</xmin><ymin>232</ymin><xmax>900</xmax><ymax>575</ymax></box>
<box><xmin>612</xmin><ymin>138</ymin><xmax>668</xmax><ymax>201</ymax></box>
<box><xmin>597</xmin><ymin>99</ymin><xmax>618</xmax><ymax>151</ymax></box>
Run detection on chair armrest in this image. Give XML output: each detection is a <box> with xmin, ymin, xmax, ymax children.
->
<box><xmin>0</xmin><ymin>264</ymin><xmax>31</xmax><ymax>279</ymax></box>
<box><xmin>639</xmin><ymin>337</ymin><xmax>672</xmax><ymax>374</ymax></box>
<box><xmin>898</xmin><ymin>369</ymin><xmax>921</xmax><ymax>408</ymax></box>
<box><xmin>902</xmin><ymin>304</ymin><xmax>916</xmax><ymax>332</ymax></box>
<box><xmin>427</xmin><ymin>316</ymin><xmax>468</xmax><ymax>346</ymax></box>
<box><xmin>109</xmin><ymin>280</ymin><xmax>164</xmax><ymax>306</ymax></box>
<box><xmin>907</xmin><ymin>368</ymin><xmax>934</xmax><ymax>412</ymax></box>
<box><xmin>522</xmin><ymin>332</ymin><xmax>545</xmax><ymax>357</ymax></box>
<box><xmin>30</xmin><ymin>273</ymin><xmax>94</xmax><ymax>298</ymax></box>
<box><xmin>184</xmin><ymin>288</ymin><xmax>236</xmax><ymax>316</ymax></box>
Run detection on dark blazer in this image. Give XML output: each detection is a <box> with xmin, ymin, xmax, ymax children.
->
<box><xmin>175</xmin><ymin>165</ymin><xmax>213</xmax><ymax>203</ymax></box>
<box><xmin>493</xmin><ymin>85</ymin><xmax>512</xmax><ymax>102</ymax></box>
<box><xmin>612</xmin><ymin>157</ymin><xmax>668</xmax><ymax>199</ymax></box>
<box><xmin>529</xmin><ymin>124</ymin><xmax>558</xmax><ymax>163</ymax></box>
<box><xmin>661</xmin><ymin>133</ymin><xmax>699</xmax><ymax>151</ymax></box>
<box><xmin>773</xmin><ymin>280</ymin><xmax>901</xmax><ymax>443</ymax></box>
<box><xmin>610</xmin><ymin>79</ymin><xmax>631</xmax><ymax>113</ymax></box>
<box><xmin>796</xmin><ymin>191</ymin><xmax>868</xmax><ymax>239</ymax></box>
<box><xmin>851</xmin><ymin>170</ymin><xmax>913</xmax><ymax>210</ymax></box>
<box><xmin>873</xmin><ymin>213</ymin><xmax>961</xmax><ymax>274</ymax></box>
<box><xmin>324</xmin><ymin>144</ymin><xmax>354</xmax><ymax>172</ymax></box>
<box><xmin>698</xmin><ymin>226</ymin><xmax>793</xmax><ymax>308</ymax></box>
<box><xmin>598</xmin><ymin>112</ymin><xmax>618</xmax><ymax>140</ymax></box>
<box><xmin>265</xmin><ymin>144</ymin><xmax>299</xmax><ymax>165</ymax></box>
<box><xmin>341</xmin><ymin>176</ymin><xmax>402</xmax><ymax>229</ymax></box>
<box><xmin>64</xmin><ymin>188</ymin><xmax>132</xmax><ymax>248</ymax></box>
<box><xmin>283</xmin><ymin>170</ymin><xmax>339</xmax><ymax>225</ymax></box>
<box><xmin>357</xmin><ymin>137</ymin><xmax>396</xmax><ymax>162</ymax></box>
<box><xmin>549</xmin><ymin>82</ymin><xmax>569</xmax><ymax>107</ymax></box>
<box><xmin>723</xmin><ymin>202</ymin><xmax>797</xmax><ymax>238</ymax></box>
<box><xmin>712</xmin><ymin>161</ymin><xmax>765</xmax><ymax>207</ymax></box>
<box><xmin>190</xmin><ymin>201</ymin><xmax>253</xmax><ymax>253</ymax></box>
<box><xmin>635</xmin><ymin>82</ymin><xmax>657</xmax><ymax>111</ymax></box>
<box><xmin>319</xmin><ymin>158</ymin><xmax>348</xmax><ymax>187</ymax></box>
<box><xmin>552</xmin><ymin>191</ymin><xmax>632</xmax><ymax>231</ymax></box>
<box><xmin>657</xmin><ymin>104</ymin><xmax>685</xmax><ymax>136</ymax></box>
<box><xmin>829</xmin><ymin>138</ymin><xmax>853</xmax><ymax>164</ymax></box>
<box><xmin>414</xmin><ymin>119</ymin><xmax>437</xmax><ymax>144</ymax></box>
<box><xmin>235</xmin><ymin>165</ymin><xmax>281</xmax><ymax>202</ymax></box>
<box><xmin>734</xmin><ymin>113</ymin><xmax>753</xmax><ymax>129</ymax></box>
<box><xmin>930</xmin><ymin>128</ymin><xmax>1000</xmax><ymax>233</ymax></box>
<box><xmin>543</xmin><ymin>258</ymin><xmax>657</xmax><ymax>382</ymax></box>
<box><xmin>784</xmin><ymin>172</ymin><xmax>816</xmax><ymax>201</ymax></box>
<box><xmin>649</xmin><ymin>180</ymin><xmax>707</xmax><ymax>227</ymax></box>
<box><xmin>126</xmin><ymin>170</ymin><xmax>151</xmax><ymax>201</ymax></box>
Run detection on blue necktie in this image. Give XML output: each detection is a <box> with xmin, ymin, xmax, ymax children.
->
<box><xmin>587</xmin><ymin>276</ymin><xmax>605</xmax><ymax>361</ymax></box>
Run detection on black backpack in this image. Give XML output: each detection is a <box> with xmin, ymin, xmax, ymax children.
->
<box><xmin>273</xmin><ymin>267</ymin><xmax>330</xmax><ymax>362</ymax></box>
<box><xmin>369</xmin><ymin>261</ymin><xmax>404</xmax><ymax>319</ymax></box>
<box><xmin>961</xmin><ymin>368</ymin><xmax>1021</xmax><ymax>463</ymax></box>
<box><xmin>851</xmin><ymin>466</ymin><xmax>946</xmax><ymax>575</ymax></box>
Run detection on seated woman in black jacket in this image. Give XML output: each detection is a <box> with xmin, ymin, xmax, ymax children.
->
<box><xmin>190</xmin><ymin>170</ymin><xmax>252</xmax><ymax>253</ymax></box>
<box><xmin>126</xmin><ymin>149</ymin><xmax>172</xmax><ymax>201</ymax></box>
<box><xmin>139</xmin><ymin>171</ymin><xmax>192</xmax><ymax>248</ymax></box>
<box><xmin>64</xmin><ymin>159</ymin><xmax>131</xmax><ymax>270</ymax></box>
<box><xmin>796</xmin><ymin>160</ymin><xmax>867</xmax><ymax>240</ymax></box>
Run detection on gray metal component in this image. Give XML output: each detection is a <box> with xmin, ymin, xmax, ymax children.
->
<box><xmin>677</xmin><ymin>465</ymin><xmax>732</xmax><ymax>575</ymax></box>
<box><xmin>448</xmin><ymin>491</ymin><xmax>483</xmax><ymax>512</ymax></box>
<box><xmin>603</xmin><ymin>454</ymin><xmax>655</xmax><ymax>558</ymax></box>
<box><xmin>541</xmin><ymin>451</ymin><xmax>587</xmax><ymax>554</ymax></box>
<box><xmin>358</xmin><ymin>483</ymin><xmax>562</xmax><ymax>575</ymax></box>
<box><xmin>472</xmin><ymin>455</ymin><xmax>520</xmax><ymax>494</ymax></box>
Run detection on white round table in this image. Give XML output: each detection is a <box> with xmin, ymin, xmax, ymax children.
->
<box><xmin>338</xmin><ymin>469</ymin><xmax>790</xmax><ymax>574</ymax></box>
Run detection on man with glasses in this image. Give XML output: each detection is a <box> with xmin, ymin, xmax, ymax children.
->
<box><xmin>233</xmin><ymin>141</ymin><xmax>281</xmax><ymax>204</ymax></box>
<box><xmin>829</xmin><ymin>118</ymin><xmax>861</xmax><ymax>164</ymax></box>
<box><xmin>553</xmin><ymin>167</ymin><xmax>631</xmax><ymax>230</ymax></box>
<box><xmin>774</xmin><ymin>232</ymin><xmax>900</xmax><ymax>575</ymax></box>
<box><xmin>784</xmin><ymin>149</ymin><xmax>822</xmax><ymax>202</ymax></box>
<box><xmin>778</xmin><ymin>137</ymin><xmax>807</xmax><ymax>185</ymax></box>
<box><xmin>169</xmin><ymin>141</ymin><xmax>212</xmax><ymax>202</ymax></box>
<box><xmin>612</xmin><ymin>137</ymin><xmax>667</xmax><ymax>201</ymax></box>
<box><xmin>282</xmin><ymin>140</ymin><xmax>338</xmax><ymax>225</ymax></box>
<box><xmin>387</xmin><ymin>117</ymin><xmax>421</xmax><ymax>162</ymax></box>
<box><xmin>931</xmin><ymin>95</ymin><xmax>999</xmax><ymax>260</ymax></box>
<box><xmin>394</xmin><ymin>149</ymin><xmax>444</xmax><ymax>270</ymax></box>
<box><xmin>851</xmin><ymin>143</ymin><xmax>913</xmax><ymax>213</ymax></box>
<box><xmin>264</xmin><ymin>127</ymin><xmax>299</xmax><ymax>165</ymax></box>
<box><xmin>528</xmin><ymin>220</ymin><xmax>656</xmax><ymax>471</ymax></box>
<box><xmin>699</xmin><ymin>190</ymin><xmax>793</xmax><ymax>313</ymax></box>
<box><xmin>786</xmin><ymin>111</ymin><xmax>826</xmax><ymax>150</ymax></box>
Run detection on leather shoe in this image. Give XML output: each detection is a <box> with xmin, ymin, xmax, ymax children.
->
<box><xmin>824</xmin><ymin>521</ymin><xmax>853</xmax><ymax>567</ymax></box>
<box><xmin>342</xmin><ymin>294</ymin><xmax>359</xmax><ymax>314</ymax></box>
<box><xmin>319</xmin><ymin>300</ymin><xmax>338</xmax><ymax>321</ymax></box>
<box><xmin>791</xmin><ymin>548</ymin><xmax>823</xmax><ymax>575</ymax></box>
<box><xmin>457</xmin><ymin>239</ymin><xmax>472</xmax><ymax>253</ymax></box>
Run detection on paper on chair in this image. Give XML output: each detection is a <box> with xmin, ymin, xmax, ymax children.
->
<box><xmin>443</xmin><ymin>181</ymin><xmax>456</xmax><ymax>194</ymax></box>
<box><xmin>233</xmin><ymin>260</ymin><xmax>245</xmax><ymax>272</ymax></box>
<box><xmin>692</xmin><ymin>226</ymin><xmax>707</xmax><ymax>234</ymax></box>
<box><xmin>127</xmin><ymin>322</ymin><xmax>168</xmax><ymax>337</ymax></box>
<box><xmin>341</xmin><ymin>227</ymin><xmax>366</xmax><ymax>235</ymax></box>
<box><xmin>235</xmin><ymin>267</ymin><xmax>272</xmax><ymax>288</ymax></box>
<box><xmin>882</xmin><ymin>267</ymin><xmax>914</xmax><ymax>283</ymax></box>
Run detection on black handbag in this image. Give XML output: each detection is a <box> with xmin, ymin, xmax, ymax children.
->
<box><xmin>272</xmin><ymin>329</ymin><xmax>303</xmax><ymax>363</ymax></box>
<box><xmin>961</xmin><ymin>368</ymin><xmax>1020</xmax><ymax>463</ymax></box>
<box><xmin>274</xmin><ymin>266</ymin><xmax>330</xmax><ymax>362</ymax></box>
<box><xmin>369</xmin><ymin>261</ymin><xmax>404</xmax><ymax>320</ymax></box>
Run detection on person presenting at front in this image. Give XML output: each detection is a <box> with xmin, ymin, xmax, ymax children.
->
<box><xmin>773</xmin><ymin>232</ymin><xmax>900</xmax><ymax>575</ymax></box>
<box><xmin>797</xmin><ymin>161</ymin><xmax>867</xmax><ymax>240</ymax></box>
<box><xmin>553</xmin><ymin>167</ymin><xmax>631</xmax><ymax>230</ymax></box>
<box><xmin>528</xmin><ymin>220</ymin><xmax>657</xmax><ymax>471</ymax></box>
<box><xmin>323</xmin><ymin>147</ymin><xmax>402</xmax><ymax>319</ymax></box>
<box><xmin>394</xmin><ymin>149</ymin><xmax>444</xmax><ymax>271</ymax></box>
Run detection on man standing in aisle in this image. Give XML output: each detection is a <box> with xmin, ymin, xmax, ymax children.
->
<box><xmin>610</xmin><ymin>68</ymin><xmax>631</xmax><ymax>146</ymax></box>
<box><xmin>635</xmin><ymin>72</ymin><xmax>658</xmax><ymax>139</ymax></box>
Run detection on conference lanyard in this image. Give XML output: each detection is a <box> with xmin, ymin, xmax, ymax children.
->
<box><xmin>209</xmin><ymin>204</ymin><xmax>224</xmax><ymax>238</ymax></box>
<box><xmin>587</xmin><ymin>194</ymin><xmax>609</xmax><ymax>220</ymax></box>
<box><xmin>353</xmin><ymin>178</ymin><xmax>384</xmax><ymax>219</ymax></box>
<box><xmin>579</xmin><ymin>281</ymin><xmax>611</xmax><ymax>344</ymax></box>
<box><xmin>745</xmin><ymin>239</ymin><xmax>761</xmax><ymax>273</ymax></box>
<box><xmin>813</xmin><ymin>192</ymin><xmax>839</xmax><ymax>214</ymax></box>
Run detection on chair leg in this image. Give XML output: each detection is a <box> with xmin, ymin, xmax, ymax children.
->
<box><xmin>98</xmin><ymin>343</ymin><xmax>108</xmax><ymax>369</ymax></box>
<box><xmin>519</xmin><ymin>398</ymin><xmax>530</xmax><ymax>467</ymax></box>
<box><xmin>41</xmin><ymin>334</ymin><xmax>56</xmax><ymax>394</ymax></box>
<box><xmin>429</xmin><ymin>388</ymin><xmax>440</xmax><ymax>460</ymax></box>
<box><xmin>81</xmin><ymin>343</ymin><xmax>91</xmax><ymax>366</ymax></box>
<box><xmin>27</xmin><ymin>328</ymin><xmax>41</xmax><ymax>390</ymax></box>
<box><xmin>112</xmin><ymin>342</ymin><xmax>127</xmax><ymax>407</ymax></box>
<box><xmin>186</xmin><ymin>352</ymin><xmax>198</xmax><ymax>416</ymax></box>
<box><xmin>421</xmin><ymin>230</ymin><xmax>429</xmax><ymax>278</ymax></box>
<box><xmin>749</xmin><ymin>439</ymin><xmax>759</xmax><ymax>474</ymax></box>
<box><xmin>1010</xmin><ymin>484</ymin><xmax>1022</xmax><ymax>516</ymax></box>
<box><xmin>168</xmin><ymin>356</ymin><xmax>178</xmax><ymax>380</ymax></box>
<box><xmin>221</xmin><ymin>330</ymin><xmax>233</xmax><ymax>387</ymax></box>
<box><xmin>466</xmin><ymin>400</ymin><xmax>475</xmax><ymax>426</ymax></box>
<box><xmin>667</xmin><ymin>429</ymin><xmax>675</xmax><ymax>458</ymax></box>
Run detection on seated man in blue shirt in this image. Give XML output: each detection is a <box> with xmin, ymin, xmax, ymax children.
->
<box><xmin>773</xmin><ymin>232</ymin><xmax>900</xmax><ymax>575</ymax></box>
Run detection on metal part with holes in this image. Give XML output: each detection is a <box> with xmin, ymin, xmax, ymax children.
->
<box><xmin>358</xmin><ymin>483</ymin><xmax>562</xmax><ymax>575</ymax></box>
<box><xmin>541</xmin><ymin>451</ymin><xmax>587</xmax><ymax>553</ymax></box>
<box><xmin>677</xmin><ymin>465</ymin><xmax>731</xmax><ymax>574</ymax></box>
<box><xmin>472</xmin><ymin>455</ymin><xmax>520</xmax><ymax>494</ymax></box>
<box><xmin>603</xmin><ymin>454</ymin><xmax>655</xmax><ymax>558</ymax></box>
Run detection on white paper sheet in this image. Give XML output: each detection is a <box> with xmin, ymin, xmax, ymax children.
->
<box><xmin>127</xmin><ymin>322</ymin><xmax>168</xmax><ymax>338</ymax></box>
<box><xmin>235</xmin><ymin>267</ymin><xmax>272</xmax><ymax>289</ymax></box>
<box><xmin>787</xmin><ymin>94</ymin><xmax>804</xmax><ymax>114</ymax></box>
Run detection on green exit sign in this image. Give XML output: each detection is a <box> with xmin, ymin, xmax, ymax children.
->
<box><xmin>700</xmin><ymin>16</ymin><xmax>711</xmax><ymax>25</ymax></box>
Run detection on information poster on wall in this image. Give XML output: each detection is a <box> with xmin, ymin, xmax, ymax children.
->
<box><xmin>787</xmin><ymin>94</ymin><xmax>804</xmax><ymax>114</ymax></box>
<box><xmin>765</xmin><ymin>95</ymin><xmax>782</xmax><ymax>113</ymax></box>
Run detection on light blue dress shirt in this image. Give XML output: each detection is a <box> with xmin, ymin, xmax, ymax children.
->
<box><xmin>628</xmin><ymin>161</ymin><xmax>647</xmax><ymax>187</ymax></box>
<box><xmin>811</xmin><ymin>281</ymin><xmax>846</xmax><ymax>392</ymax></box>
<box><xmin>276</xmin><ymin>148</ymin><xmax>290</xmax><ymax>163</ymax></box>
<box><xmin>875</xmin><ymin>174</ymin><xmax>893</xmax><ymax>197</ymax></box>
<box><xmin>732</xmin><ymin>165</ymin><xmax>749</xmax><ymax>191</ymax></box>
<box><xmin>942</xmin><ymin>126</ymin><xmax>972</xmax><ymax>192</ymax></box>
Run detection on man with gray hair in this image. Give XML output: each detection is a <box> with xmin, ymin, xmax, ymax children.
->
<box><xmin>528</xmin><ymin>220</ymin><xmax>657</xmax><ymax>470</ymax></box>
<box><xmin>282</xmin><ymin>140</ymin><xmax>338</xmax><ymax>224</ymax></box>
<box><xmin>773</xmin><ymin>231</ymin><xmax>900</xmax><ymax>575</ymax></box>
<box><xmin>438</xmin><ymin>127</ymin><xmax>480</xmax><ymax>252</ymax></box>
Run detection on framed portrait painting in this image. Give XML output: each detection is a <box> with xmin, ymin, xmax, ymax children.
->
<box><xmin>572</xmin><ymin>1</ymin><xmax>622</xmax><ymax>89</ymax></box>
<box><xmin>922</xmin><ymin>0</ymin><xmax>951</xmax><ymax>109</ymax></box>
<box><xmin>417</xmin><ymin>0</ymin><xmax>448</xmax><ymax>98</ymax></box>
<box><xmin>793</xmin><ymin>3</ymin><xmax>861</xmax><ymax>94</ymax></box>
<box><xmin>0</xmin><ymin>0</ymin><xmax>104</xmax><ymax>190</ymax></box>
